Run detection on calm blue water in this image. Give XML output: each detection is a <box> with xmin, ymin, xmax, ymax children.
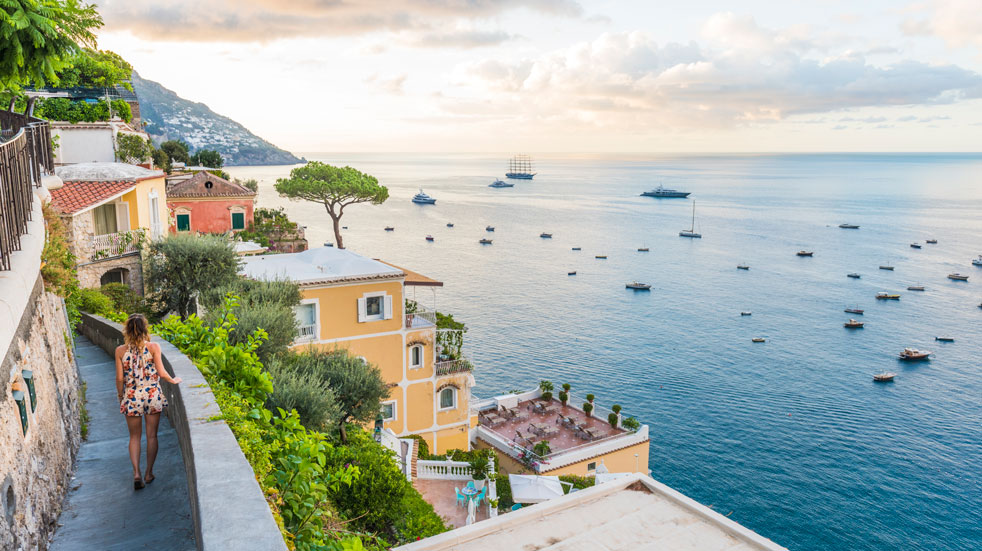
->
<box><xmin>229</xmin><ymin>154</ymin><xmax>982</xmax><ymax>551</ymax></box>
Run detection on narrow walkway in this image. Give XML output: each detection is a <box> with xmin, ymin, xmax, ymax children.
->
<box><xmin>50</xmin><ymin>336</ymin><xmax>194</xmax><ymax>550</ymax></box>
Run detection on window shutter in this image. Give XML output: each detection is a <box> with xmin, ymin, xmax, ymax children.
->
<box><xmin>383</xmin><ymin>295</ymin><xmax>393</xmax><ymax>320</ymax></box>
<box><xmin>116</xmin><ymin>202</ymin><xmax>130</xmax><ymax>232</ymax></box>
<box><xmin>357</xmin><ymin>298</ymin><xmax>367</xmax><ymax>322</ymax></box>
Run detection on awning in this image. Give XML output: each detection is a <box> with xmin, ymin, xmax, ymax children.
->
<box><xmin>509</xmin><ymin>474</ymin><xmax>565</xmax><ymax>504</ymax></box>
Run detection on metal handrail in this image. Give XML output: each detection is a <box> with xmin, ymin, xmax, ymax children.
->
<box><xmin>0</xmin><ymin>111</ymin><xmax>52</xmax><ymax>271</ymax></box>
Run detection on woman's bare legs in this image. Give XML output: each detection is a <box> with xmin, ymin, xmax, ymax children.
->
<box><xmin>125</xmin><ymin>415</ymin><xmax>143</xmax><ymax>480</ymax></box>
<box><xmin>144</xmin><ymin>413</ymin><xmax>161</xmax><ymax>482</ymax></box>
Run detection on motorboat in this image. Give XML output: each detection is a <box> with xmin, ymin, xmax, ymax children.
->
<box><xmin>568</xmin><ymin>271</ymin><xmax>576</xmax><ymax>276</ymax></box>
<box><xmin>540</xmin><ymin>232</ymin><xmax>552</xmax><ymax>238</ymax></box>
<box><xmin>641</xmin><ymin>185</ymin><xmax>690</xmax><ymax>198</ymax></box>
<box><xmin>972</xmin><ymin>256</ymin><xmax>982</xmax><ymax>267</ymax></box>
<box><xmin>844</xmin><ymin>319</ymin><xmax>864</xmax><ymax>328</ymax></box>
<box><xmin>737</xmin><ymin>264</ymin><xmax>750</xmax><ymax>270</ymax></box>
<box><xmin>572</xmin><ymin>247</ymin><xmax>581</xmax><ymax>251</ymax></box>
<box><xmin>626</xmin><ymin>282</ymin><xmax>651</xmax><ymax>290</ymax></box>
<box><xmin>910</xmin><ymin>243</ymin><xmax>922</xmax><ymax>249</ymax></box>
<box><xmin>838</xmin><ymin>223</ymin><xmax>860</xmax><ymax>229</ymax></box>
<box><xmin>847</xmin><ymin>273</ymin><xmax>861</xmax><ymax>279</ymax></box>
<box><xmin>899</xmin><ymin>348</ymin><xmax>931</xmax><ymax>361</ymax></box>
<box><xmin>926</xmin><ymin>239</ymin><xmax>937</xmax><ymax>244</ymax></box>
<box><xmin>425</xmin><ymin>235</ymin><xmax>434</xmax><ymax>242</ymax></box>
<box><xmin>879</xmin><ymin>265</ymin><xmax>894</xmax><ymax>271</ymax></box>
<box><xmin>486</xmin><ymin>226</ymin><xmax>495</xmax><ymax>232</ymax></box>
<box><xmin>876</xmin><ymin>292</ymin><xmax>901</xmax><ymax>300</ymax></box>
<box><xmin>595</xmin><ymin>255</ymin><xmax>607</xmax><ymax>259</ymax></box>
<box><xmin>873</xmin><ymin>372</ymin><xmax>896</xmax><ymax>382</ymax></box>
<box><xmin>796</xmin><ymin>251</ymin><xmax>814</xmax><ymax>257</ymax></box>
<box><xmin>948</xmin><ymin>273</ymin><xmax>969</xmax><ymax>281</ymax></box>
<box><xmin>384</xmin><ymin>226</ymin><xmax>395</xmax><ymax>231</ymax></box>
<box><xmin>845</xmin><ymin>307</ymin><xmax>864</xmax><ymax>314</ymax></box>
<box><xmin>751</xmin><ymin>337</ymin><xmax>766</xmax><ymax>343</ymax></box>
<box><xmin>638</xmin><ymin>247</ymin><xmax>649</xmax><ymax>252</ymax></box>
<box><xmin>479</xmin><ymin>238</ymin><xmax>493</xmax><ymax>245</ymax></box>
<box><xmin>740</xmin><ymin>311</ymin><xmax>752</xmax><ymax>316</ymax></box>
<box><xmin>935</xmin><ymin>336</ymin><xmax>954</xmax><ymax>342</ymax></box>
<box><xmin>907</xmin><ymin>285</ymin><xmax>925</xmax><ymax>291</ymax></box>
<box><xmin>489</xmin><ymin>179</ymin><xmax>514</xmax><ymax>188</ymax></box>
<box><xmin>447</xmin><ymin>222</ymin><xmax>454</xmax><ymax>228</ymax></box>
<box><xmin>679</xmin><ymin>201</ymin><xmax>702</xmax><ymax>238</ymax></box>
<box><xmin>411</xmin><ymin>189</ymin><xmax>436</xmax><ymax>204</ymax></box>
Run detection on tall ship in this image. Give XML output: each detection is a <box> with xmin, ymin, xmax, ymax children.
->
<box><xmin>505</xmin><ymin>154</ymin><xmax>536</xmax><ymax>180</ymax></box>
<box><xmin>642</xmin><ymin>185</ymin><xmax>690</xmax><ymax>198</ymax></box>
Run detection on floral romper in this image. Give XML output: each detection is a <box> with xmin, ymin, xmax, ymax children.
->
<box><xmin>119</xmin><ymin>345</ymin><xmax>167</xmax><ymax>417</ymax></box>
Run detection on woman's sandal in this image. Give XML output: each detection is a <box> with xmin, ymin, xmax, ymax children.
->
<box><xmin>144</xmin><ymin>474</ymin><xmax>155</xmax><ymax>485</ymax></box>
<box><xmin>134</xmin><ymin>477</ymin><xmax>145</xmax><ymax>490</ymax></box>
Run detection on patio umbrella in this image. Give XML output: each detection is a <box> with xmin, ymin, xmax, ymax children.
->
<box><xmin>509</xmin><ymin>474</ymin><xmax>565</xmax><ymax>504</ymax></box>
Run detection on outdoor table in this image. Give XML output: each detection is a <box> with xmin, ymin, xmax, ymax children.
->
<box><xmin>460</xmin><ymin>485</ymin><xmax>481</xmax><ymax>525</ymax></box>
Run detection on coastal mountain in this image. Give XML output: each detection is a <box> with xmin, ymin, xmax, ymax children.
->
<box><xmin>130</xmin><ymin>72</ymin><xmax>302</xmax><ymax>166</ymax></box>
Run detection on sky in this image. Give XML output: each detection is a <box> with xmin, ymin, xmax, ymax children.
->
<box><xmin>94</xmin><ymin>0</ymin><xmax>982</xmax><ymax>153</ymax></box>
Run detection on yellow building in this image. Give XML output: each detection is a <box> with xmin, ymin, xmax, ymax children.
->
<box><xmin>239</xmin><ymin>247</ymin><xmax>476</xmax><ymax>453</ymax></box>
<box><xmin>50</xmin><ymin>162</ymin><xmax>168</xmax><ymax>292</ymax></box>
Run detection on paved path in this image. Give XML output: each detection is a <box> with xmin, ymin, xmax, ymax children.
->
<box><xmin>50</xmin><ymin>336</ymin><xmax>194</xmax><ymax>550</ymax></box>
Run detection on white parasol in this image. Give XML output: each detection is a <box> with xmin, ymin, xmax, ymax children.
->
<box><xmin>509</xmin><ymin>474</ymin><xmax>565</xmax><ymax>504</ymax></box>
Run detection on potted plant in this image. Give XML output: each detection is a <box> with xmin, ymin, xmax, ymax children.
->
<box><xmin>533</xmin><ymin>440</ymin><xmax>551</xmax><ymax>457</ymax></box>
<box><xmin>562</xmin><ymin>383</ymin><xmax>571</xmax><ymax>393</ymax></box>
<box><xmin>558</xmin><ymin>390</ymin><xmax>568</xmax><ymax>406</ymax></box>
<box><xmin>539</xmin><ymin>380</ymin><xmax>554</xmax><ymax>402</ymax></box>
<box><xmin>608</xmin><ymin>412</ymin><xmax>619</xmax><ymax>427</ymax></box>
<box><xmin>622</xmin><ymin>417</ymin><xmax>640</xmax><ymax>432</ymax></box>
<box><xmin>583</xmin><ymin>402</ymin><xmax>594</xmax><ymax>417</ymax></box>
<box><xmin>586</xmin><ymin>393</ymin><xmax>595</xmax><ymax>404</ymax></box>
<box><xmin>470</xmin><ymin>453</ymin><xmax>490</xmax><ymax>490</ymax></box>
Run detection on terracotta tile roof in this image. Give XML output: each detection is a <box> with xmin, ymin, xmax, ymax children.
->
<box><xmin>376</xmin><ymin>260</ymin><xmax>443</xmax><ymax>286</ymax></box>
<box><xmin>166</xmin><ymin>171</ymin><xmax>255</xmax><ymax>198</ymax></box>
<box><xmin>49</xmin><ymin>180</ymin><xmax>136</xmax><ymax>215</ymax></box>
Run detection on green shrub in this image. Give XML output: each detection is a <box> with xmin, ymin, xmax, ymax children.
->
<box><xmin>583</xmin><ymin>402</ymin><xmax>593</xmax><ymax>416</ymax></box>
<box><xmin>230</xmin><ymin>302</ymin><xmax>298</xmax><ymax>362</ymax></box>
<box><xmin>266</xmin><ymin>359</ymin><xmax>339</xmax><ymax>430</ymax></box>
<box><xmin>533</xmin><ymin>440</ymin><xmax>551</xmax><ymax>456</ymax></box>
<box><xmin>558</xmin><ymin>391</ymin><xmax>568</xmax><ymax>405</ymax></box>
<box><xmin>144</xmin><ymin>233</ymin><xmax>239</xmax><ymax>319</ymax></box>
<box><xmin>100</xmin><ymin>282</ymin><xmax>142</xmax><ymax>314</ymax></box>
<box><xmin>408</xmin><ymin>434</ymin><xmax>431</xmax><ymax>460</ymax></box>
<box><xmin>608</xmin><ymin>412</ymin><xmax>619</xmax><ymax>427</ymax></box>
<box><xmin>559</xmin><ymin>474</ymin><xmax>595</xmax><ymax>493</ymax></box>
<box><xmin>622</xmin><ymin>417</ymin><xmax>641</xmax><ymax>431</ymax></box>
<box><xmin>77</xmin><ymin>287</ymin><xmax>113</xmax><ymax>315</ymax></box>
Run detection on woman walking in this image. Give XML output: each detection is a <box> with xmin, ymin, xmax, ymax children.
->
<box><xmin>115</xmin><ymin>314</ymin><xmax>181</xmax><ymax>490</ymax></box>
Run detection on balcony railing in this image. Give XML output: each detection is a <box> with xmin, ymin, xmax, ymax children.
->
<box><xmin>435</xmin><ymin>357</ymin><xmax>474</xmax><ymax>376</ymax></box>
<box><xmin>297</xmin><ymin>324</ymin><xmax>317</xmax><ymax>340</ymax></box>
<box><xmin>92</xmin><ymin>231</ymin><xmax>140</xmax><ymax>260</ymax></box>
<box><xmin>1</xmin><ymin>109</ymin><xmax>53</xmax><ymax>271</ymax></box>
<box><xmin>405</xmin><ymin>305</ymin><xmax>436</xmax><ymax>329</ymax></box>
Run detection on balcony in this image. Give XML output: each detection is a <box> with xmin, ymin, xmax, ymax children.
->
<box><xmin>0</xmin><ymin>110</ymin><xmax>53</xmax><ymax>271</ymax></box>
<box><xmin>297</xmin><ymin>324</ymin><xmax>317</xmax><ymax>341</ymax></box>
<box><xmin>405</xmin><ymin>304</ymin><xmax>436</xmax><ymax>329</ymax></box>
<box><xmin>434</xmin><ymin>357</ymin><xmax>474</xmax><ymax>377</ymax></box>
<box><xmin>91</xmin><ymin>231</ymin><xmax>140</xmax><ymax>260</ymax></box>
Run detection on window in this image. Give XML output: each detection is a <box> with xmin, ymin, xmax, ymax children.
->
<box><xmin>100</xmin><ymin>268</ymin><xmax>127</xmax><ymax>286</ymax></box>
<box><xmin>380</xmin><ymin>401</ymin><xmax>396</xmax><ymax>421</ymax></box>
<box><xmin>587</xmin><ymin>462</ymin><xmax>597</xmax><ymax>472</ymax></box>
<box><xmin>93</xmin><ymin>203</ymin><xmax>118</xmax><ymax>235</ymax></box>
<box><xmin>410</xmin><ymin>345</ymin><xmax>423</xmax><ymax>369</ymax></box>
<box><xmin>357</xmin><ymin>293</ymin><xmax>392</xmax><ymax>322</ymax></box>
<box><xmin>176</xmin><ymin>213</ymin><xmax>190</xmax><ymax>232</ymax></box>
<box><xmin>294</xmin><ymin>303</ymin><xmax>317</xmax><ymax>341</ymax></box>
<box><xmin>439</xmin><ymin>387</ymin><xmax>457</xmax><ymax>410</ymax></box>
<box><xmin>148</xmin><ymin>190</ymin><xmax>162</xmax><ymax>238</ymax></box>
<box><xmin>231</xmin><ymin>210</ymin><xmax>245</xmax><ymax>230</ymax></box>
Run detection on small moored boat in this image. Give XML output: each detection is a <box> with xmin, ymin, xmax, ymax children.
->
<box><xmin>839</xmin><ymin>223</ymin><xmax>860</xmax><ymax>229</ymax></box>
<box><xmin>638</xmin><ymin>247</ymin><xmax>649</xmax><ymax>252</ymax></box>
<box><xmin>568</xmin><ymin>271</ymin><xmax>576</xmax><ymax>276</ymax></box>
<box><xmin>873</xmin><ymin>372</ymin><xmax>896</xmax><ymax>382</ymax></box>
<box><xmin>899</xmin><ymin>348</ymin><xmax>931</xmax><ymax>360</ymax></box>
<box><xmin>948</xmin><ymin>273</ymin><xmax>969</xmax><ymax>281</ymax></box>
<box><xmin>935</xmin><ymin>336</ymin><xmax>954</xmax><ymax>342</ymax></box>
<box><xmin>740</xmin><ymin>311</ymin><xmax>752</xmax><ymax>316</ymax></box>
<box><xmin>626</xmin><ymin>282</ymin><xmax>651</xmax><ymax>290</ymax></box>
<box><xmin>540</xmin><ymin>232</ymin><xmax>552</xmax><ymax>238</ymax></box>
<box><xmin>479</xmin><ymin>238</ymin><xmax>493</xmax><ymax>245</ymax></box>
<box><xmin>489</xmin><ymin>179</ymin><xmax>514</xmax><ymax>188</ymax></box>
<box><xmin>595</xmin><ymin>255</ymin><xmax>607</xmax><ymax>259</ymax></box>
<box><xmin>486</xmin><ymin>226</ymin><xmax>495</xmax><ymax>232</ymax></box>
<box><xmin>972</xmin><ymin>256</ymin><xmax>982</xmax><ymax>267</ymax></box>
<box><xmin>845</xmin><ymin>307</ymin><xmax>864</xmax><ymax>314</ymax></box>
<box><xmin>910</xmin><ymin>243</ymin><xmax>921</xmax><ymax>249</ymax></box>
<box><xmin>926</xmin><ymin>239</ymin><xmax>937</xmax><ymax>244</ymax></box>
<box><xmin>751</xmin><ymin>337</ymin><xmax>766</xmax><ymax>343</ymax></box>
<box><xmin>879</xmin><ymin>265</ymin><xmax>894</xmax><ymax>271</ymax></box>
<box><xmin>796</xmin><ymin>251</ymin><xmax>814</xmax><ymax>257</ymax></box>
<box><xmin>907</xmin><ymin>285</ymin><xmax>925</xmax><ymax>291</ymax></box>
<box><xmin>384</xmin><ymin>226</ymin><xmax>395</xmax><ymax>231</ymax></box>
<box><xmin>425</xmin><ymin>235</ymin><xmax>434</xmax><ymax>242</ymax></box>
<box><xmin>876</xmin><ymin>292</ymin><xmax>901</xmax><ymax>300</ymax></box>
<box><xmin>447</xmin><ymin>222</ymin><xmax>454</xmax><ymax>228</ymax></box>
<box><xmin>679</xmin><ymin>201</ymin><xmax>702</xmax><ymax>238</ymax></box>
<box><xmin>844</xmin><ymin>319</ymin><xmax>864</xmax><ymax>328</ymax></box>
<box><xmin>737</xmin><ymin>264</ymin><xmax>750</xmax><ymax>270</ymax></box>
<box><xmin>847</xmin><ymin>273</ymin><xmax>861</xmax><ymax>279</ymax></box>
<box><xmin>572</xmin><ymin>247</ymin><xmax>581</xmax><ymax>251</ymax></box>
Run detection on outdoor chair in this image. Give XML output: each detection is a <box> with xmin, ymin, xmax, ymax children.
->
<box><xmin>511</xmin><ymin>504</ymin><xmax>523</xmax><ymax>511</ymax></box>
<box><xmin>466</xmin><ymin>480</ymin><xmax>476</xmax><ymax>490</ymax></box>
<box><xmin>475</xmin><ymin>486</ymin><xmax>487</xmax><ymax>505</ymax></box>
<box><xmin>455</xmin><ymin>487</ymin><xmax>467</xmax><ymax>508</ymax></box>
<box><xmin>513</xmin><ymin>409</ymin><xmax>529</xmax><ymax>421</ymax></box>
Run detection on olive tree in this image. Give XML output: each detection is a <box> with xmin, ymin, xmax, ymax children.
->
<box><xmin>144</xmin><ymin>234</ymin><xmax>239</xmax><ymax>319</ymax></box>
<box><xmin>274</xmin><ymin>161</ymin><xmax>388</xmax><ymax>249</ymax></box>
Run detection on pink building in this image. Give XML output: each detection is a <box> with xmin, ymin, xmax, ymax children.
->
<box><xmin>166</xmin><ymin>172</ymin><xmax>255</xmax><ymax>235</ymax></box>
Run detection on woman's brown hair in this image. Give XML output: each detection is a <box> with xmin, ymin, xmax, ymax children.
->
<box><xmin>123</xmin><ymin>313</ymin><xmax>150</xmax><ymax>350</ymax></box>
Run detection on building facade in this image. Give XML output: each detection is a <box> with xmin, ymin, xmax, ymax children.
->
<box><xmin>50</xmin><ymin>162</ymin><xmax>168</xmax><ymax>292</ymax></box>
<box><xmin>165</xmin><ymin>172</ymin><xmax>255</xmax><ymax>235</ymax></box>
<box><xmin>239</xmin><ymin>247</ymin><xmax>476</xmax><ymax>454</ymax></box>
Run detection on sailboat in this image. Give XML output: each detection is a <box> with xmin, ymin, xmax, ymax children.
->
<box><xmin>505</xmin><ymin>154</ymin><xmax>536</xmax><ymax>180</ymax></box>
<box><xmin>679</xmin><ymin>201</ymin><xmax>702</xmax><ymax>238</ymax></box>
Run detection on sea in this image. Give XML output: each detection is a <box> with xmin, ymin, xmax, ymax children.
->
<box><xmin>228</xmin><ymin>153</ymin><xmax>982</xmax><ymax>551</ymax></box>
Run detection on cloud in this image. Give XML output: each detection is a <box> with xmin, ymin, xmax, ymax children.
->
<box><xmin>409</xmin><ymin>30</ymin><xmax>517</xmax><ymax>49</ymax></box>
<box><xmin>95</xmin><ymin>0</ymin><xmax>582</xmax><ymax>42</ymax></box>
<box><xmin>901</xmin><ymin>0</ymin><xmax>982</xmax><ymax>50</ymax></box>
<box><xmin>839</xmin><ymin>116</ymin><xmax>888</xmax><ymax>123</ymax></box>
<box><xmin>445</xmin><ymin>15</ymin><xmax>982</xmax><ymax>130</ymax></box>
<box><xmin>364</xmin><ymin>73</ymin><xmax>408</xmax><ymax>95</ymax></box>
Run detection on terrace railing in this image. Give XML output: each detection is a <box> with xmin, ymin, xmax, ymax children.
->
<box><xmin>92</xmin><ymin>231</ymin><xmax>139</xmax><ymax>260</ymax></box>
<box><xmin>297</xmin><ymin>324</ymin><xmax>317</xmax><ymax>341</ymax></box>
<box><xmin>405</xmin><ymin>305</ymin><xmax>436</xmax><ymax>329</ymax></box>
<box><xmin>416</xmin><ymin>456</ymin><xmax>495</xmax><ymax>481</ymax></box>
<box><xmin>0</xmin><ymin>110</ymin><xmax>53</xmax><ymax>271</ymax></box>
<box><xmin>435</xmin><ymin>357</ymin><xmax>474</xmax><ymax>377</ymax></box>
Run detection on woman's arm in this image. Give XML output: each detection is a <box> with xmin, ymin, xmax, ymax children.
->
<box><xmin>150</xmin><ymin>342</ymin><xmax>182</xmax><ymax>385</ymax></box>
<box><xmin>115</xmin><ymin>347</ymin><xmax>125</xmax><ymax>401</ymax></box>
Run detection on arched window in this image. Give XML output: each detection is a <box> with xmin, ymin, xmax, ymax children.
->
<box><xmin>100</xmin><ymin>268</ymin><xmax>129</xmax><ymax>286</ymax></box>
<box><xmin>410</xmin><ymin>345</ymin><xmax>423</xmax><ymax>368</ymax></box>
<box><xmin>439</xmin><ymin>387</ymin><xmax>457</xmax><ymax>410</ymax></box>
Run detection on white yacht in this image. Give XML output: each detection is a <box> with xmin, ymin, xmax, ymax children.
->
<box><xmin>411</xmin><ymin>189</ymin><xmax>436</xmax><ymax>204</ymax></box>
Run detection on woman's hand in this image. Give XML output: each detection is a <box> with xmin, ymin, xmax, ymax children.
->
<box><xmin>170</xmin><ymin>376</ymin><xmax>183</xmax><ymax>385</ymax></box>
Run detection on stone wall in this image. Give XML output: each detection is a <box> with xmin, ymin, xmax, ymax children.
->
<box><xmin>76</xmin><ymin>253</ymin><xmax>144</xmax><ymax>293</ymax></box>
<box><xmin>0</xmin><ymin>277</ymin><xmax>81</xmax><ymax>550</ymax></box>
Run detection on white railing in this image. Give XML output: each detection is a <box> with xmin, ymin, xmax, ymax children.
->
<box><xmin>416</xmin><ymin>456</ymin><xmax>495</xmax><ymax>481</ymax></box>
<box><xmin>92</xmin><ymin>231</ymin><xmax>138</xmax><ymax>259</ymax></box>
<box><xmin>539</xmin><ymin>425</ymin><xmax>649</xmax><ymax>472</ymax></box>
<box><xmin>435</xmin><ymin>357</ymin><xmax>474</xmax><ymax>376</ymax></box>
<box><xmin>378</xmin><ymin>429</ymin><xmax>414</xmax><ymax>481</ymax></box>
<box><xmin>405</xmin><ymin>306</ymin><xmax>436</xmax><ymax>329</ymax></box>
<box><xmin>297</xmin><ymin>324</ymin><xmax>317</xmax><ymax>340</ymax></box>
